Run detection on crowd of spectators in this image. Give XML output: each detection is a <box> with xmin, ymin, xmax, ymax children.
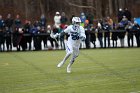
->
<box><xmin>0</xmin><ymin>8</ymin><xmax>140</xmax><ymax>52</ymax></box>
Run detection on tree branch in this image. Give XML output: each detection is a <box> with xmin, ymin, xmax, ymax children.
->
<box><xmin>66</xmin><ymin>0</ymin><xmax>96</xmax><ymax>10</ymax></box>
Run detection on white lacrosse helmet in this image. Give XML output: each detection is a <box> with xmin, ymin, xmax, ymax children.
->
<box><xmin>72</xmin><ymin>17</ymin><xmax>81</xmax><ymax>24</ymax></box>
<box><xmin>72</xmin><ymin>17</ymin><xmax>81</xmax><ymax>28</ymax></box>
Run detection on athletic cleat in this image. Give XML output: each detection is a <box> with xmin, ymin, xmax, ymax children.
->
<box><xmin>67</xmin><ymin>65</ymin><xmax>71</xmax><ymax>73</ymax></box>
<box><xmin>57</xmin><ymin>61</ymin><xmax>64</xmax><ymax>68</ymax></box>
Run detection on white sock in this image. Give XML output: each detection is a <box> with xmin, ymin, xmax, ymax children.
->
<box><xmin>70</xmin><ymin>54</ymin><xmax>77</xmax><ymax>64</ymax></box>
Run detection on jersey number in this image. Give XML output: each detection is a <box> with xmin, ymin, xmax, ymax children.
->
<box><xmin>71</xmin><ymin>33</ymin><xmax>79</xmax><ymax>40</ymax></box>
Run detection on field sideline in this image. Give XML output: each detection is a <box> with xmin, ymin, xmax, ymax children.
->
<box><xmin>0</xmin><ymin>48</ymin><xmax>140</xmax><ymax>93</ymax></box>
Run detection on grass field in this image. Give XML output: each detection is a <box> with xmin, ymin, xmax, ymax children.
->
<box><xmin>0</xmin><ymin>48</ymin><xmax>140</xmax><ymax>93</ymax></box>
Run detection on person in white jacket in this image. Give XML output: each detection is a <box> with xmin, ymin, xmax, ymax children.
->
<box><xmin>54</xmin><ymin>12</ymin><xmax>61</xmax><ymax>29</ymax></box>
<box><xmin>57</xmin><ymin>17</ymin><xmax>86</xmax><ymax>73</ymax></box>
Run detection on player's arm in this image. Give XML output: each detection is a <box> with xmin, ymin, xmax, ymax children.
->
<box><xmin>79</xmin><ymin>26</ymin><xmax>86</xmax><ymax>41</ymax></box>
<box><xmin>60</xmin><ymin>25</ymin><xmax>70</xmax><ymax>36</ymax></box>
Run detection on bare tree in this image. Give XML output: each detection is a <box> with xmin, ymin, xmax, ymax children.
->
<box><xmin>95</xmin><ymin>0</ymin><xmax>102</xmax><ymax>18</ymax></box>
<box><xmin>0</xmin><ymin>0</ymin><xmax>140</xmax><ymax>22</ymax></box>
<box><xmin>108</xmin><ymin>0</ymin><xmax>113</xmax><ymax>16</ymax></box>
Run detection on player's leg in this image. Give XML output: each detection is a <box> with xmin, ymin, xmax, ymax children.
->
<box><xmin>67</xmin><ymin>46</ymin><xmax>79</xmax><ymax>73</ymax></box>
<box><xmin>57</xmin><ymin>42</ymin><xmax>73</xmax><ymax>67</ymax></box>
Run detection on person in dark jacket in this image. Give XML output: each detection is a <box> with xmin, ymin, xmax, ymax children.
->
<box><xmin>84</xmin><ymin>20</ymin><xmax>91</xmax><ymax>49</ymax></box>
<box><xmin>86</xmin><ymin>13</ymin><xmax>94</xmax><ymax>27</ymax></box>
<box><xmin>125</xmin><ymin>21</ymin><xmax>133</xmax><ymax>47</ymax></box>
<box><xmin>13</xmin><ymin>14</ymin><xmax>23</xmax><ymax>51</ymax></box>
<box><xmin>23</xmin><ymin>20</ymin><xmax>32</xmax><ymax>50</ymax></box>
<box><xmin>90</xmin><ymin>27</ymin><xmax>96</xmax><ymax>48</ymax></box>
<box><xmin>60</xmin><ymin>12</ymin><xmax>68</xmax><ymax>49</ymax></box>
<box><xmin>97</xmin><ymin>20</ymin><xmax>103</xmax><ymax>48</ymax></box>
<box><xmin>103</xmin><ymin>20</ymin><xmax>111</xmax><ymax>48</ymax></box>
<box><xmin>30</xmin><ymin>24</ymin><xmax>41</xmax><ymax>50</ymax></box>
<box><xmin>0</xmin><ymin>15</ymin><xmax>5</xmax><ymax>52</ymax></box>
<box><xmin>132</xmin><ymin>21</ymin><xmax>140</xmax><ymax>47</ymax></box>
<box><xmin>5</xmin><ymin>14</ymin><xmax>13</xmax><ymax>51</ymax></box>
<box><xmin>117</xmin><ymin>8</ymin><xmax>124</xmax><ymax>22</ymax></box>
<box><xmin>124</xmin><ymin>8</ymin><xmax>132</xmax><ymax>21</ymax></box>
<box><xmin>117</xmin><ymin>23</ymin><xmax>126</xmax><ymax>47</ymax></box>
<box><xmin>111</xmin><ymin>23</ymin><xmax>118</xmax><ymax>48</ymax></box>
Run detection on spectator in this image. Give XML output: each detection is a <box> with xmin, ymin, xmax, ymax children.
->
<box><xmin>40</xmin><ymin>14</ymin><xmax>47</xmax><ymax>28</ymax></box>
<box><xmin>46</xmin><ymin>25</ymin><xmax>53</xmax><ymax>49</ymax></box>
<box><xmin>121</xmin><ymin>16</ymin><xmax>129</xmax><ymax>27</ymax></box>
<box><xmin>47</xmin><ymin>25</ymin><xmax>62</xmax><ymax>50</ymax></box>
<box><xmin>80</xmin><ymin>12</ymin><xmax>86</xmax><ymax>27</ymax></box>
<box><xmin>5</xmin><ymin>14</ymin><xmax>13</xmax><ymax>51</ymax></box>
<box><xmin>13</xmin><ymin>14</ymin><xmax>23</xmax><ymax>51</ymax></box>
<box><xmin>96</xmin><ymin>20</ymin><xmax>103</xmax><ymax>48</ymax></box>
<box><xmin>39</xmin><ymin>14</ymin><xmax>47</xmax><ymax>48</ymax></box>
<box><xmin>132</xmin><ymin>21</ymin><xmax>140</xmax><ymax>47</ymax></box>
<box><xmin>106</xmin><ymin>16</ymin><xmax>113</xmax><ymax>29</ymax></box>
<box><xmin>39</xmin><ymin>26</ymin><xmax>47</xmax><ymax>48</ymax></box>
<box><xmin>84</xmin><ymin>19</ymin><xmax>90</xmax><ymax>49</ymax></box>
<box><xmin>86</xmin><ymin>13</ymin><xmax>94</xmax><ymax>27</ymax></box>
<box><xmin>46</xmin><ymin>25</ymin><xmax>58</xmax><ymax>49</ymax></box>
<box><xmin>60</xmin><ymin>12</ymin><xmax>68</xmax><ymax>49</ymax></box>
<box><xmin>60</xmin><ymin>12</ymin><xmax>67</xmax><ymax>27</ymax></box>
<box><xmin>117</xmin><ymin>8</ymin><xmax>124</xmax><ymax>22</ymax></box>
<box><xmin>111</xmin><ymin>23</ymin><xmax>118</xmax><ymax>47</ymax></box>
<box><xmin>49</xmin><ymin>25</ymin><xmax>59</xmax><ymax>49</ymax></box>
<box><xmin>124</xmin><ymin>8</ymin><xmax>132</xmax><ymax>21</ymax></box>
<box><xmin>14</xmin><ymin>14</ymin><xmax>22</xmax><ymax>28</ymax></box>
<box><xmin>103</xmin><ymin>20</ymin><xmax>111</xmax><ymax>48</ymax></box>
<box><xmin>117</xmin><ymin>23</ymin><xmax>126</xmax><ymax>47</ymax></box>
<box><xmin>54</xmin><ymin>12</ymin><xmax>61</xmax><ymax>29</ymax></box>
<box><xmin>0</xmin><ymin>15</ymin><xmax>5</xmax><ymax>52</ymax></box>
<box><xmin>90</xmin><ymin>26</ymin><xmax>96</xmax><ymax>48</ymax></box>
<box><xmin>23</xmin><ymin>20</ymin><xmax>32</xmax><ymax>50</ymax></box>
<box><xmin>33</xmin><ymin>20</ymin><xmax>40</xmax><ymax>27</ymax></box>
<box><xmin>30</xmin><ymin>24</ymin><xmax>41</xmax><ymax>50</ymax></box>
<box><xmin>125</xmin><ymin>21</ymin><xmax>133</xmax><ymax>47</ymax></box>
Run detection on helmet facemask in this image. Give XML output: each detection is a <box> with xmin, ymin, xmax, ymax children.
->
<box><xmin>72</xmin><ymin>17</ymin><xmax>81</xmax><ymax>30</ymax></box>
<box><xmin>74</xmin><ymin>22</ymin><xmax>80</xmax><ymax>28</ymax></box>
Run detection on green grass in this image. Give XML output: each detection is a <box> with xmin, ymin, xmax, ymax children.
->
<box><xmin>0</xmin><ymin>48</ymin><xmax>140</xmax><ymax>93</ymax></box>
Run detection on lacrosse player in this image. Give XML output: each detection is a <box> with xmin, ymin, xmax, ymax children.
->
<box><xmin>57</xmin><ymin>17</ymin><xmax>86</xmax><ymax>73</ymax></box>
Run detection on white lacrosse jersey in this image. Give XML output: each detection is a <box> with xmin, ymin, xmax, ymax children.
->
<box><xmin>64</xmin><ymin>25</ymin><xmax>86</xmax><ymax>48</ymax></box>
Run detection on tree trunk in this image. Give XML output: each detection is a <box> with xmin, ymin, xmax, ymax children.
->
<box><xmin>24</xmin><ymin>0</ymin><xmax>28</xmax><ymax>19</ymax></box>
<box><xmin>95</xmin><ymin>0</ymin><xmax>102</xmax><ymax>19</ymax></box>
<box><xmin>108</xmin><ymin>0</ymin><xmax>113</xmax><ymax>16</ymax></box>
<box><xmin>39</xmin><ymin>0</ymin><xmax>45</xmax><ymax>15</ymax></box>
